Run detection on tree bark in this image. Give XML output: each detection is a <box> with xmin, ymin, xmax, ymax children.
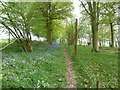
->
<box><xmin>91</xmin><ymin>17</ymin><xmax>99</xmax><ymax>52</ymax></box>
<box><xmin>110</xmin><ymin>22</ymin><xmax>114</xmax><ymax>47</ymax></box>
<box><xmin>88</xmin><ymin>2</ymin><xmax>99</xmax><ymax>52</ymax></box>
<box><xmin>46</xmin><ymin>2</ymin><xmax>52</xmax><ymax>45</ymax></box>
<box><xmin>47</xmin><ymin>28</ymin><xmax>52</xmax><ymax>45</ymax></box>
<box><xmin>17</xmin><ymin>38</ymin><xmax>33</xmax><ymax>52</ymax></box>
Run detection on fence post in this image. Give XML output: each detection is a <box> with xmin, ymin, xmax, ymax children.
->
<box><xmin>97</xmin><ymin>80</ymin><xmax>99</xmax><ymax>89</ymax></box>
<box><xmin>74</xmin><ymin>19</ymin><xmax>78</xmax><ymax>56</ymax></box>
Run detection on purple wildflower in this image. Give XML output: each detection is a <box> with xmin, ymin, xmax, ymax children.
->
<box><xmin>22</xmin><ymin>60</ymin><xmax>26</xmax><ymax>63</ymax></box>
<box><xmin>8</xmin><ymin>76</ymin><xmax>14</xmax><ymax>79</ymax></box>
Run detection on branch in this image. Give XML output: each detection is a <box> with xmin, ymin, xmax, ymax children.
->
<box><xmin>0</xmin><ymin>21</ymin><xmax>19</xmax><ymax>38</ymax></box>
<box><xmin>81</xmin><ymin>1</ymin><xmax>92</xmax><ymax>16</ymax></box>
<box><xmin>87</xmin><ymin>2</ymin><xmax>93</xmax><ymax>16</ymax></box>
<box><xmin>108</xmin><ymin>3</ymin><xmax>116</xmax><ymax>14</ymax></box>
<box><xmin>7</xmin><ymin>13</ymin><xmax>25</xmax><ymax>38</ymax></box>
<box><xmin>0</xmin><ymin>39</ymin><xmax>18</xmax><ymax>51</ymax></box>
<box><xmin>97</xmin><ymin>2</ymin><xmax>100</xmax><ymax>25</ymax></box>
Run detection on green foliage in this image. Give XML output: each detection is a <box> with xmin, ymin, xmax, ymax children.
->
<box><xmin>0</xmin><ymin>1</ymin><xmax>74</xmax><ymax>44</ymax></box>
<box><xmin>0</xmin><ymin>2</ymin><xmax>33</xmax><ymax>36</ymax></box>
<box><xmin>30</xmin><ymin>2</ymin><xmax>74</xmax><ymax>42</ymax></box>
<box><xmin>78</xmin><ymin>17</ymin><xmax>91</xmax><ymax>40</ymax></box>
<box><xmin>0</xmin><ymin>39</ymin><xmax>9</xmax><ymax>48</ymax></box>
<box><xmin>2</xmin><ymin>41</ymin><xmax>67</xmax><ymax>88</ymax></box>
<box><xmin>62</xmin><ymin>19</ymin><xmax>75</xmax><ymax>45</ymax></box>
<box><xmin>67</xmin><ymin>45</ymin><xmax>118</xmax><ymax>88</ymax></box>
<box><xmin>52</xmin><ymin>20</ymin><xmax>66</xmax><ymax>40</ymax></box>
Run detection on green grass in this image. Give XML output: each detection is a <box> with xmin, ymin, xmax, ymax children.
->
<box><xmin>1</xmin><ymin>40</ymin><xmax>119</xmax><ymax>88</ymax></box>
<box><xmin>0</xmin><ymin>39</ymin><xmax>9</xmax><ymax>48</ymax></box>
<box><xmin>67</xmin><ymin>45</ymin><xmax>118</xmax><ymax>88</ymax></box>
<box><xmin>2</xmin><ymin>41</ymin><xmax>67</xmax><ymax>88</ymax></box>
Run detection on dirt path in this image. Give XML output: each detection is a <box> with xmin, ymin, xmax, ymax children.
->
<box><xmin>64</xmin><ymin>48</ymin><xmax>77</xmax><ymax>88</ymax></box>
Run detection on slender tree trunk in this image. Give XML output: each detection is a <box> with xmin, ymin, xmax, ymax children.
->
<box><xmin>37</xmin><ymin>36</ymin><xmax>40</xmax><ymax>41</ymax></box>
<box><xmin>74</xmin><ymin>19</ymin><xmax>78</xmax><ymax>56</ymax></box>
<box><xmin>60</xmin><ymin>39</ymin><xmax>62</xmax><ymax>44</ymax></box>
<box><xmin>79</xmin><ymin>39</ymin><xmax>81</xmax><ymax>45</ymax></box>
<box><xmin>8</xmin><ymin>30</ymin><xmax>10</xmax><ymax>43</ymax></box>
<box><xmin>68</xmin><ymin>32</ymin><xmax>71</xmax><ymax>45</ymax></box>
<box><xmin>110</xmin><ymin>22</ymin><xmax>114</xmax><ymax>47</ymax></box>
<box><xmin>99</xmin><ymin>42</ymin><xmax>102</xmax><ymax>47</ymax></box>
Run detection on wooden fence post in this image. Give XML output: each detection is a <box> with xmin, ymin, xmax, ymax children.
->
<box><xmin>96</xmin><ymin>80</ymin><xmax>99</xmax><ymax>90</ymax></box>
<box><xmin>74</xmin><ymin>19</ymin><xmax>78</xmax><ymax>56</ymax></box>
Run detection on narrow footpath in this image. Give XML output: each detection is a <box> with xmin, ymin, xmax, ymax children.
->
<box><xmin>64</xmin><ymin>48</ymin><xmax>77</xmax><ymax>88</ymax></box>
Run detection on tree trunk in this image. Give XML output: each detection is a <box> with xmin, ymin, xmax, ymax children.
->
<box><xmin>60</xmin><ymin>39</ymin><xmax>62</xmax><ymax>44</ymax></box>
<box><xmin>8</xmin><ymin>30</ymin><xmax>10</xmax><ymax>43</ymax></box>
<box><xmin>79</xmin><ymin>39</ymin><xmax>80</xmax><ymax>45</ymax></box>
<box><xmin>47</xmin><ymin>29</ymin><xmax>52</xmax><ymax>44</ymax></box>
<box><xmin>110</xmin><ymin>22</ymin><xmax>114</xmax><ymax>47</ymax></box>
<box><xmin>37</xmin><ymin>36</ymin><xmax>40</xmax><ymax>41</ymax></box>
<box><xmin>46</xmin><ymin>15</ymin><xmax>52</xmax><ymax>45</ymax></box>
<box><xmin>90</xmin><ymin>15</ymin><xmax>99</xmax><ymax>52</ymax></box>
<box><xmin>17</xmin><ymin>38</ymin><xmax>33</xmax><ymax>52</ymax></box>
<box><xmin>92</xmin><ymin>21</ymin><xmax>98</xmax><ymax>52</ymax></box>
<box><xmin>46</xmin><ymin>2</ymin><xmax>53</xmax><ymax>45</ymax></box>
<box><xmin>99</xmin><ymin>42</ymin><xmax>102</xmax><ymax>47</ymax></box>
<box><xmin>68</xmin><ymin>32</ymin><xmax>71</xmax><ymax>45</ymax></box>
<box><xmin>89</xmin><ymin>2</ymin><xmax>99</xmax><ymax>52</ymax></box>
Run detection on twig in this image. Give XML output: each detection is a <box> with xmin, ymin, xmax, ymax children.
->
<box><xmin>0</xmin><ymin>39</ymin><xmax>18</xmax><ymax>51</ymax></box>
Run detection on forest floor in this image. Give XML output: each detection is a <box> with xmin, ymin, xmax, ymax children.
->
<box><xmin>1</xmin><ymin>40</ymin><xmax>118</xmax><ymax>88</ymax></box>
<box><xmin>99</xmin><ymin>47</ymin><xmax>119</xmax><ymax>54</ymax></box>
<box><xmin>63</xmin><ymin>48</ymin><xmax>76</xmax><ymax>88</ymax></box>
<box><xmin>67</xmin><ymin>45</ymin><xmax>118</xmax><ymax>88</ymax></box>
<box><xmin>2</xmin><ymin>41</ymin><xmax>67</xmax><ymax>88</ymax></box>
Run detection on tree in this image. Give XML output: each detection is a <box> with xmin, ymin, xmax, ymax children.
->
<box><xmin>0</xmin><ymin>2</ymin><xmax>33</xmax><ymax>52</ymax></box>
<box><xmin>31</xmin><ymin>2</ymin><xmax>73</xmax><ymax>44</ymax></box>
<box><xmin>52</xmin><ymin>20</ymin><xmax>66</xmax><ymax>43</ymax></box>
<box><xmin>81</xmin><ymin>1</ymin><xmax>100</xmax><ymax>52</ymax></box>
<box><xmin>66</xmin><ymin>20</ymin><xmax>75</xmax><ymax>45</ymax></box>
<box><xmin>99</xmin><ymin>2</ymin><xmax>118</xmax><ymax>47</ymax></box>
<box><xmin>118</xmin><ymin>1</ymin><xmax>120</xmax><ymax>48</ymax></box>
<box><xmin>78</xmin><ymin>14</ymin><xmax>91</xmax><ymax>46</ymax></box>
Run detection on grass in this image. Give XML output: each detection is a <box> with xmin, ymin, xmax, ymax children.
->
<box><xmin>1</xmin><ymin>41</ymin><xmax>67</xmax><ymax>88</ymax></box>
<box><xmin>1</xmin><ymin>39</ymin><xmax>119</xmax><ymax>88</ymax></box>
<box><xmin>67</xmin><ymin>45</ymin><xmax>118</xmax><ymax>88</ymax></box>
<box><xmin>0</xmin><ymin>39</ymin><xmax>9</xmax><ymax>48</ymax></box>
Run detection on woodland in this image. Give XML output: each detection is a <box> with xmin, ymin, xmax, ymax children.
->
<box><xmin>0</xmin><ymin>0</ymin><xmax>119</xmax><ymax>89</ymax></box>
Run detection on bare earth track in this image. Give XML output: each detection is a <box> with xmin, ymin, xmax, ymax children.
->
<box><xmin>64</xmin><ymin>48</ymin><xmax>77</xmax><ymax>88</ymax></box>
